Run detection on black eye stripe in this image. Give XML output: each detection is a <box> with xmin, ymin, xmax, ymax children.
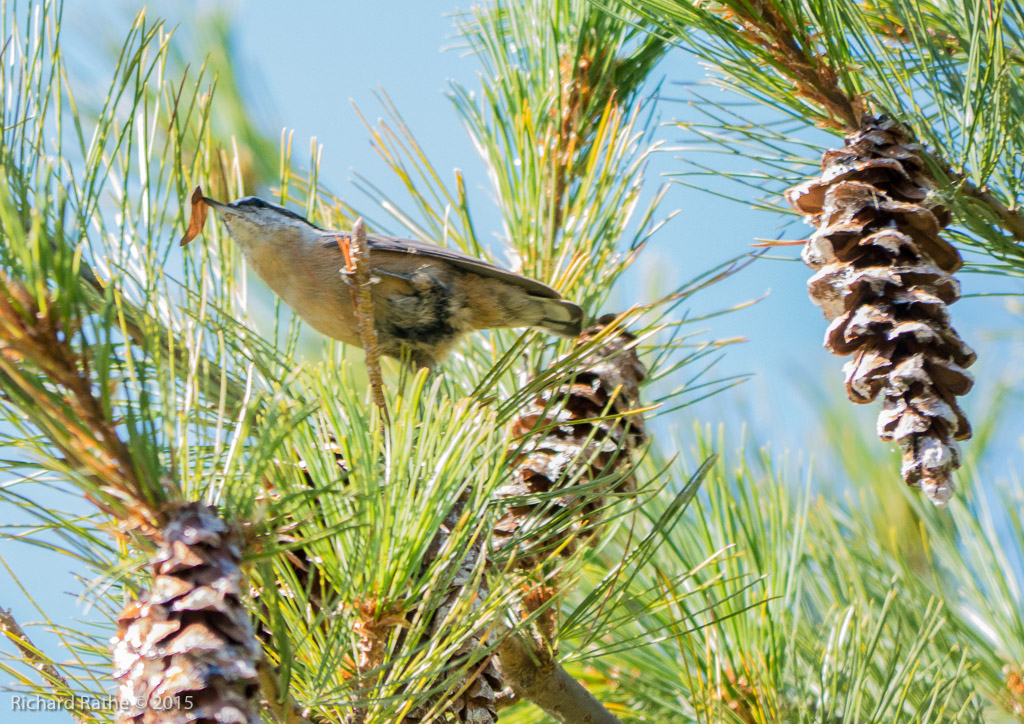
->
<box><xmin>228</xmin><ymin>197</ymin><xmax>319</xmax><ymax>227</ymax></box>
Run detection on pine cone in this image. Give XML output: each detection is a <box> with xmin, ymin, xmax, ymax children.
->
<box><xmin>111</xmin><ymin>503</ymin><xmax>261</xmax><ymax>724</ymax></box>
<box><xmin>424</xmin><ymin>561</ymin><xmax>502</xmax><ymax>723</ymax></box>
<box><xmin>787</xmin><ymin>116</ymin><xmax>975</xmax><ymax>505</ymax></box>
<box><xmin>403</xmin><ymin>503</ymin><xmax>502</xmax><ymax>724</ymax></box>
<box><xmin>495</xmin><ymin>314</ymin><xmax>647</xmax><ymax>562</ymax></box>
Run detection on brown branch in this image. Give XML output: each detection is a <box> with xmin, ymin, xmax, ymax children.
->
<box><xmin>336</xmin><ymin>219</ymin><xmax>389</xmax><ymax>425</ymax></box>
<box><xmin>0</xmin><ymin>607</ymin><xmax>95</xmax><ymax>724</ymax></box>
<box><xmin>495</xmin><ymin>634</ymin><xmax>622</xmax><ymax>724</ymax></box>
<box><xmin>727</xmin><ymin>0</ymin><xmax>863</xmax><ymax>129</ymax></box>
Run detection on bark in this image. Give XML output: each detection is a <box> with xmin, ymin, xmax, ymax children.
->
<box><xmin>495</xmin><ymin>635</ymin><xmax>622</xmax><ymax>724</ymax></box>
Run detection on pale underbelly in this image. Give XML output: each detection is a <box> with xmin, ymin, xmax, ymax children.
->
<box><xmin>252</xmin><ymin>263</ymin><xmax>361</xmax><ymax>346</ymax></box>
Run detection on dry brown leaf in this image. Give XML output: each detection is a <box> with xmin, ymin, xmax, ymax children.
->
<box><xmin>179</xmin><ymin>185</ymin><xmax>208</xmax><ymax>246</ymax></box>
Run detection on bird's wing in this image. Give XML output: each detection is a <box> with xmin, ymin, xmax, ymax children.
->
<box><xmin>325</xmin><ymin>232</ymin><xmax>563</xmax><ymax>300</ymax></box>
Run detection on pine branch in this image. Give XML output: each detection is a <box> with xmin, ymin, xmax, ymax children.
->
<box><xmin>0</xmin><ymin>607</ymin><xmax>94</xmax><ymax>724</ymax></box>
<box><xmin>0</xmin><ymin>274</ymin><xmax>168</xmax><ymax>529</ymax></box>
<box><xmin>714</xmin><ymin>0</ymin><xmax>864</xmax><ymax>130</ymax></box>
<box><xmin>626</xmin><ymin>0</ymin><xmax>1024</xmax><ymax>248</ymax></box>
<box><xmin>955</xmin><ymin>176</ymin><xmax>1024</xmax><ymax>243</ymax></box>
<box><xmin>716</xmin><ymin>0</ymin><xmax>1024</xmax><ymax>245</ymax></box>
<box><xmin>495</xmin><ymin>633</ymin><xmax>622</xmax><ymax>724</ymax></box>
<box><xmin>77</xmin><ymin>253</ymin><xmax>253</xmax><ymax>415</ymax></box>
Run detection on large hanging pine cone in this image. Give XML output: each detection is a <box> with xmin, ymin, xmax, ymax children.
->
<box><xmin>787</xmin><ymin>116</ymin><xmax>975</xmax><ymax>506</ymax></box>
<box><xmin>495</xmin><ymin>314</ymin><xmax>647</xmax><ymax>562</ymax></box>
<box><xmin>111</xmin><ymin>503</ymin><xmax>261</xmax><ymax>724</ymax></box>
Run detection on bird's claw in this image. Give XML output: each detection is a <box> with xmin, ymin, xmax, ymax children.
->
<box><xmin>339</xmin><ymin>269</ymin><xmax>381</xmax><ymax>288</ymax></box>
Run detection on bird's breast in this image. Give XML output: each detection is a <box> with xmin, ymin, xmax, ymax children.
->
<box><xmin>242</xmin><ymin>240</ymin><xmax>362</xmax><ymax>346</ymax></box>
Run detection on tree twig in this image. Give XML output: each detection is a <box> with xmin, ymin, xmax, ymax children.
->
<box><xmin>0</xmin><ymin>607</ymin><xmax>94</xmax><ymax>724</ymax></box>
<box><xmin>495</xmin><ymin>633</ymin><xmax>622</xmax><ymax>724</ymax></box>
<box><xmin>336</xmin><ymin>219</ymin><xmax>389</xmax><ymax>425</ymax></box>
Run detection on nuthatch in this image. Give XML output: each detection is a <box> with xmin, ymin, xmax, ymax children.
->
<box><xmin>185</xmin><ymin>195</ymin><xmax>584</xmax><ymax>369</ymax></box>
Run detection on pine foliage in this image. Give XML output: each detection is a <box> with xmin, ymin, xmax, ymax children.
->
<box><xmin>1</xmin><ymin>2</ymin><xmax>1024</xmax><ymax>724</ymax></box>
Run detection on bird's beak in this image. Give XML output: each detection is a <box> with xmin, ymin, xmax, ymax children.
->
<box><xmin>204</xmin><ymin>197</ymin><xmax>251</xmax><ymax>221</ymax></box>
<box><xmin>181</xmin><ymin>186</ymin><xmax>277</xmax><ymax>246</ymax></box>
<box><xmin>179</xmin><ymin>196</ymin><xmax>239</xmax><ymax>247</ymax></box>
<box><xmin>202</xmin><ymin>197</ymin><xmax>233</xmax><ymax>213</ymax></box>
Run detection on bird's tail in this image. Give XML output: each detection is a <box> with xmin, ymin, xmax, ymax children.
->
<box><xmin>532</xmin><ymin>296</ymin><xmax>584</xmax><ymax>337</ymax></box>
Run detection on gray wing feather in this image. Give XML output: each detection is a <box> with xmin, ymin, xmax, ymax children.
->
<box><xmin>357</xmin><ymin>233</ymin><xmax>563</xmax><ymax>300</ymax></box>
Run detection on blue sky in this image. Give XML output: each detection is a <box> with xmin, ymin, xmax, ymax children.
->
<box><xmin>3</xmin><ymin>1</ymin><xmax>1023</xmax><ymax>721</ymax></box>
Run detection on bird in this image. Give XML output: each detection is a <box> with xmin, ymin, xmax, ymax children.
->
<box><xmin>185</xmin><ymin>195</ymin><xmax>584</xmax><ymax>370</ymax></box>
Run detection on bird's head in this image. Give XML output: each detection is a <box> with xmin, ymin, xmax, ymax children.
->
<box><xmin>188</xmin><ymin>196</ymin><xmax>320</xmax><ymax>249</ymax></box>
